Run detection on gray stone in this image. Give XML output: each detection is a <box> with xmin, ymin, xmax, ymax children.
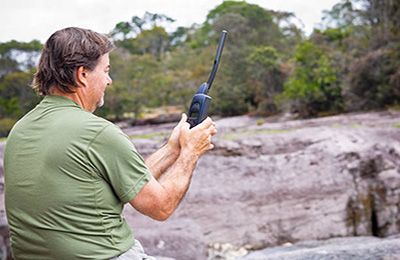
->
<box><xmin>1</xmin><ymin>111</ymin><xmax>400</xmax><ymax>259</ymax></box>
<box><xmin>241</xmin><ymin>236</ymin><xmax>400</xmax><ymax>260</ymax></box>
<box><xmin>123</xmin><ymin>111</ymin><xmax>400</xmax><ymax>259</ymax></box>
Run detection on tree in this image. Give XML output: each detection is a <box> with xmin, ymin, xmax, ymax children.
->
<box><xmin>110</xmin><ymin>22</ymin><xmax>134</xmax><ymax>40</ymax></box>
<box><xmin>111</xmin><ymin>12</ymin><xmax>175</xmax><ymax>56</ymax></box>
<box><xmin>322</xmin><ymin>0</ymin><xmax>360</xmax><ymax>29</ymax></box>
<box><xmin>344</xmin><ymin>48</ymin><xmax>400</xmax><ymax>110</ymax></box>
<box><xmin>135</xmin><ymin>27</ymin><xmax>170</xmax><ymax>58</ymax></box>
<box><xmin>0</xmin><ymin>40</ymin><xmax>42</xmax><ymax>77</ymax></box>
<box><xmin>195</xmin><ymin>1</ymin><xmax>302</xmax><ymax>116</ymax></box>
<box><xmin>280</xmin><ymin>41</ymin><xmax>342</xmax><ymax>117</ymax></box>
<box><xmin>0</xmin><ymin>70</ymin><xmax>40</xmax><ymax>119</ymax></box>
<box><xmin>315</xmin><ymin>0</ymin><xmax>400</xmax><ymax>113</ymax></box>
<box><xmin>247</xmin><ymin>46</ymin><xmax>286</xmax><ymax>114</ymax></box>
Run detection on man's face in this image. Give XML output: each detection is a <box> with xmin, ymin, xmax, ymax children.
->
<box><xmin>86</xmin><ymin>53</ymin><xmax>112</xmax><ymax>111</ymax></box>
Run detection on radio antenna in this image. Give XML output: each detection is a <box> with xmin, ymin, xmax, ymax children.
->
<box><xmin>205</xmin><ymin>30</ymin><xmax>228</xmax><ymax>93</ymax></box>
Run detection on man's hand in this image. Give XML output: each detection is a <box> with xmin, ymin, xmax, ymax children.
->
<box><xmin>131</xmin><ymin>115</ymin><xmax>217</xmax><ymax>221</ymax></box>
<box><xmin>179</xmin><ymin>116</ymin><xmax>217</xmax><ymax>158</ymax></box>
<box><xmin>166</xmin><ymin>114</ymin><xmax>188</xmax><ymax>155</ymax></box>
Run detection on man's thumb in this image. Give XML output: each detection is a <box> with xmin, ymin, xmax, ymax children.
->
<box><xmin>180</xmin><ymin>113</ymin><xmax>187</xmax><ymax>124</ymax></box>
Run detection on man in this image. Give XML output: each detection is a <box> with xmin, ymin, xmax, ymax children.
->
<box><xmin>4</xmin><ymin>27</ymin><xmax>217</xmax><ymax>259</ymax></box>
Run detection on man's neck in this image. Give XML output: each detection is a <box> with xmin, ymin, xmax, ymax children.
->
<box><xmin>49</xmin><ymin>87</ymin><xmax>92</xmax><ymax>112</ymax></box>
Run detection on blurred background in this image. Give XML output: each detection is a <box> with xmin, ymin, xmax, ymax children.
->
<box><xmin>0</xmin><ymin>0</ymin><xmax>399</xmax><ymax>135</ymax></box>
<box><xmin>1</xmin><ymin>1</ymin><xmax>400</xmax><ymax>259</ymax></box>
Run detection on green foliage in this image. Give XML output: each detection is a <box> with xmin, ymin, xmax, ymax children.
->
<box><xmin>0</xmin><ymin>118</ymin><xmax>17</xmax><ymax>137</ymax></box>
<box><xmin>280</xmin><ymin>41</ymin><xmax>342</xmax><ymax>117</ymax></box>
<box><xmin>248</xmin><ymin>46</ymin><xmax>280</xmax><ymax>69</ymax></box>
<box><xmin>135</xmin><ymin>27</ymin><xmax>170</xmax><ymax>58</ymax></box>
<box><xmin>321</xmin><ymin>0</ymin><xmax>358</xmax><ymax>29</ymax></box>
<box><xmin>344</xmin><ymin>48</ymin><xmax>400</xmax><ymax>110</ymax></box>
<box><xmin>111</xmin><ymin>12</ymin><xmax>175</xmax><ymax>55</ymax></box>
<box><xmin>0</xmin><ymin>40</ymin><xmax>42</xmax><ymax>55</ymax></box>
<box><xmin>0</xmin><ymin>70</ymin><xmax>40</xmax><ymax>119</ymax></box>
<box><xmin>195</xmin><ymin>1</ymin><xmax>301</xmax><ymax>116</ymax></box>
<box><xmin>0</xmin><ymin>40</ymin><xmax>42</xmax><ymax>131</ymax></box>
<box><xmin>321</xmin><ymin>27</ymin><xmax>352</xmax><ymax>42</ymax></box>
<box><xmin>206</xmin><ymin>1</ymin><xmax>273</xmax><ymax>26</ymax></box>
<box><xmin>320</xmin><ymin>0</ymin><xmax>400</xmax><ymax>112</ymax></box>
<box><xmin>2</xmin><ymin>0</ymin><xmax>400</xmax><ymax>123</ymax></box>
<box><xmin>200</xmin><ymin>1</ymin><xmax>290</xmax><ymax>50</ymax></box>
<box><xmin>246</xmin><ymin>46</ymin><xmax>285</xmax><ymax>114</ymax></box>
<box><xmin>0</xmin><ymin>40</ymin><xmax>42</xmax><ymax>76</ymax></box>
<box><xmin>111</xmin><ymin>22</ymin><xmax>134</xmax><ymax>40</ymax></box>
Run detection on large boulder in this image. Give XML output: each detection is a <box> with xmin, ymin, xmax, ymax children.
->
<box><xmin>1</xmin><ymin>111</ymin><xmax>399</xmax><ymax>259</ymax></box>
<box><xmin>124</xmin><ymin>111</ymin><xmax>400</xmax><ymax>259</ymax></box>
<box><xmin>241</xmin><ymin>235</ymin><xmax>400</xmax><ymax>260</ymax></box>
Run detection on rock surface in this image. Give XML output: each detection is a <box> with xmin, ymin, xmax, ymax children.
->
<box><xmin>122</xmin><ymin>111</ymin><xmax>400</xmax><ymax>259</ymax></box>
<box><xmin>241</xmin><ymin>235</ymin><xmax>400</xmax><ymax>260</ymax></box>
<box><xmin>1</xmin><ymin>111</ymin><xmax>400</xmax><ymax>259</ymax></box>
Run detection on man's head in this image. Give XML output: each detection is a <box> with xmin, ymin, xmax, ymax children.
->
<box><xmin>32</xmin><ymin>27</ymin><xmax>114</xmax><ymax>108</ymax></box>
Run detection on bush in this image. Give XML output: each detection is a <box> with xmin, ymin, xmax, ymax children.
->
<box><xmin>344</xmin><ymin>48</ymin><xmax>400</xmax><ymax>111</ymax></box>
<box><xmin>0</xmin><ymin>118</ymin><xmax>17</xmax><ymax>137</ymax></box>
<box><xmin>279</xmin><ymin>41</ymin><xmax>343</xmax><ymax>117</ymax></box>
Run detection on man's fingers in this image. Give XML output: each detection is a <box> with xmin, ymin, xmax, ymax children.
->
<box><xmin>197</xmin><ymin>117</ymin><xmax>213</xmax><ymax>129</ymax></box>
<box><xmin>209</xmin><ymin>126</ymin><xmax>217</xmax><ymax>136</ymax></box>
<box><xmin>182</xmin><ymin>121</ymin><xmax>191</xmax><ymax>131</ymax></box>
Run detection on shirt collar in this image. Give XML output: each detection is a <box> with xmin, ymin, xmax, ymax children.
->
<box><xmin>42</xmin><ymin>95</ymin><xmax>82</xmax><ymax>109</ymax></box>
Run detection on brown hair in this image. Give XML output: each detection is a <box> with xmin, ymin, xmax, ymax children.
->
<box><xmin>32</xmin><ymin>27</ymin><xmax>114</xmax><ymax>96</ymax></box>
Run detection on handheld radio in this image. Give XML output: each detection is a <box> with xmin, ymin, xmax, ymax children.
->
<box><xmin>187</xmin><ymin>30</ymin><xmax>228</xmax><ymax>128</ymax></box>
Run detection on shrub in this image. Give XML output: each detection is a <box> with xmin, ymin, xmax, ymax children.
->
<box><xmin>0</xmin><ymin>118</ymin><xmax>17</xmax><ymax>137</ymax></box>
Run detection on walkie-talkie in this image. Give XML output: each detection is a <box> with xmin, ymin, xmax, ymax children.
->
<box><xmin>187</xmin><ymin>30</ymin><xmax>228</xmax><ymax>128</ymax></box>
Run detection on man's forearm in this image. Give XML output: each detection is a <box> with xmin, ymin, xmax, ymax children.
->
<box><xmin>132</xmin><ymin>116</ymin><xmax>216</xmax><ymax>221</ymax></box>
<box><xmin>130</xmin><ymin>148</ymin><xmax>199</xmax><ymax>221</ymax></box>
<box><xmin>158</xmin><ymin>149</ymin><xmax>198</xmax><ymax>214</ymax></box>
<box><xmin>145</xmin><ymin>144</ymin><xmax>180</xmax><ymax>179</ymax></box>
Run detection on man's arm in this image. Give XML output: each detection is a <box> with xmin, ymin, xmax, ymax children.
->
<box><xmin>130</xmin><ymin>150</ymin><xmax>198</xmax><ymax>220</ymax></box>
<box><xmin>145</xmin><ymin>145</ymin><xmax>179</xmax><ymax>180</ymax></box>
<box><xmin>144</xmin><ymin>115</ymin><xmax>186</xmax><ymax>179</ymax></box>
<box><xmin>130</xmin><ymin>116</ymin><xmax>216</xmax><ymax>221</ymax></box>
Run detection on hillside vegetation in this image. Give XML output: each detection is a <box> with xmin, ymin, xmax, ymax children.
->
<box><xmin>0</xmin><ymin>0</ymin><xmax>399</xmax><ymax>136</ymax></box>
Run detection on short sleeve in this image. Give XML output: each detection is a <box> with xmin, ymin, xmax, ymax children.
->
<box><xmin>86</xmin><ymin>124</ymin><xmax>151</xmax><ymax>203</ymax></box>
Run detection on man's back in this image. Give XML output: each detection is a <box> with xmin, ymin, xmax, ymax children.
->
<box><xmin>4</xmin><ymin>95</ymin><xmax>150</xmax><ymax>260</ymax></box>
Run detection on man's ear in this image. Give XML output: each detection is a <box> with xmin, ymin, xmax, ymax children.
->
<box><xmin>76</xmin><ymin>66</ymin><xmax>88</xmax><ymax>88</ymax></box>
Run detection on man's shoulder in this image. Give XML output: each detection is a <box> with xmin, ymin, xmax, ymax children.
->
<box><xmin>65</xmin><ymin>110</ymin><xmax>120</xmax><ymax>138</ymax></box>
<box><xmin>66</xmin><ymin>110</ymin><xmax>128</xmax><ymax>142</ymax></box>
<box><xmin>72</xmin><ymin>109</ymin><xmax>112</xmax><ymax>127</ymax></box>
<box><xmin>10</xmin><ymin>104</ymin><xmax>117</xmax><ymax>144</ymax></box>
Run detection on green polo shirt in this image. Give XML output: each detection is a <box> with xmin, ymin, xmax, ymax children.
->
<box><xmin>4</xmin><ymin>95</ymin><xmax>151</xmax><ymax>260</ymax></box>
